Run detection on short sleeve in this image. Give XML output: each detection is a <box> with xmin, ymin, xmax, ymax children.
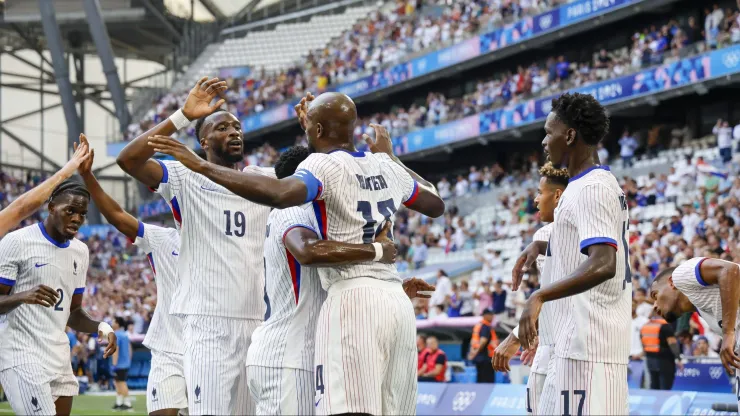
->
<box><xmin>480</xmin><ymin>325</ymin><xmax>492</xmax><ymax>340</ymax></box>
<box><xmin>0</xmin><ymin>233</ymin><xmax>21</xmax><ymax>286</ymax></box>
<box><xmin>435</xmin><ymin>353</ymin><xmax>447</xmax><ymax>365</ymax></box>
<box><xmin>575</xmin><ymin>184</ymin><xmax>622</xmax><ymax>255</ymax></box>
<box><xmin>155</xmin><ymin>160</ymin><xmax>188</xmax><ymax>202</ymax></box>
<box><xmin>672</xmin><ymin>257</ymin><xmax>709</xmax><ymax>291</ymax></box>
<box><xmin>274</xmin><ymin>208</ymin><xmax>320</xmax><ymax>245</ymax></box>
<box><xmin>133</xmin><ymin>222</ymin><xmax>167</xmax><ymax>254</ymax></box>
<box><xmin>292</xmin><ymin>154</ymin><xmax>342</xmax><ymax>203</ymax></box>
<box><xmin>377</xmin><ymin>153</ymin><xmax>418</xmax><ymax>205</ymax></box>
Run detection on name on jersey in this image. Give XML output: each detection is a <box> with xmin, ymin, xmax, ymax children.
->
<box><xmin>356</xmin><ymin>174</ymin><xmax>388</xmax><ymax>191</ymax></box>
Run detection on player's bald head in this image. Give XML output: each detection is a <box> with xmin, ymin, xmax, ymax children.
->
<box><xmin>305</xmin><ymin>92</ymin><xmax>357</xmax><ymax>150</ymax></box>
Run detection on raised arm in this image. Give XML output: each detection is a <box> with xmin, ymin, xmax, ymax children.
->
<box><xmin>0</xmin><ymin>138</ymin><xmax>89</xmax><ymax>238</ymax></box>
<box><xmin>284</xmin><ymin>221</ymin><xmax>396</xmax><ymax>266</ymax></box>
<box><xmin>77</xmin><ymin>137</ymin><xmax>139</xmax><ymax>240</ymax></box>
<box><xmin>67</xmin><ymin>279</ymin><xmax>117</xmax><ymax>358</ymax></box>
<box><xmin>363</xmin><ymin>124</ymin><xmax>445</xmax><ymax>218</ymax></box>
<box><xmin>147</xmin><ymin>136</ymin><xmax>308</xmax><ymax>208</ymax></box>
<box><xmin>116</xmin><ymin>76</ymin><xmax>227</xmax><ymax>189</ymax></box>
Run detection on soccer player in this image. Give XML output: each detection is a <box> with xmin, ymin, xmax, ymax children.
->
<box><xmin>112</xmin><ymin>317</ymin><xmax>132</xmax><ymax>410</ymax></box>
<box><xmin>148</xmin><ymin>91</ymin><xmax>445</xmax><ymax>415</ymax></box>
<box><xmin>0</xmin><ymin>179</ymin><xmax>117</xmax><ymax>416</ymax></box>
<box><xmin>117</xmin><ymin>76</ymin><xmax>272</xmax><ymax>415</ymax></box>
<box><xmin>0</xmin><ymin>137</ymin><xmax>90</xmax><ymax>238</ymax></box>
<box><xmin>247</xmin><ymin>145</ymin><xmax>416</xmax><ymax>415</ymax></box>
<box><xmin>77</xmin><ymin>139</ymin><xmax>186</xmax><ymax>415</ymax></box>
<box><xmin>513</xmin><ymin>93</ymin><xmax>631</xmax><ymax>415</ymax></box>
<box><xmin>492</xmin><ymin>162</ymin><xmax>569</xmax><ymax>415</ymax></box>
<box><xmin>650</xmin><ymin>258</ymin><xmax>740</xmax><ymax>402</ymax></box>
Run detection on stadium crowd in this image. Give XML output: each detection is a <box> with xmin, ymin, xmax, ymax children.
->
<box><xmin>125</xmin><ymin>1</ymin><xmax>738</xmax><ymax>144</ymax></box>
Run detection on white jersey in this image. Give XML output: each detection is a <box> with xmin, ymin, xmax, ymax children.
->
<box><xmin>293</xmin><ymin>150</ymin><xmax>418</xmax><ymax>289</ymax></box>
<box><xmin>247</xmin><ymin>207</ymin><xmax>327</xmax><ymax>371</ymax></box>
<box><xmin>133</xmin><ymin>221</ymin><xmax>183</xmax><ymax>354</ymax></box>
<box><xmin>156</xmin><ymin>160</ymin><xmax>273</xmax><ymax>319</ymax></box>
<box><xmin>0</xmin><ymin>223</ymin><xmax>89</xmax><ymax>374</ymax></box>
<box><xmin>547</xmin><ymin>166</ymin><xmax>631</xmax><ymax>364</ymax></box>
<box><xmin>535</xmin><ymin>223</ymin><xmax>556</xmax><ymax>349</ymax></box>
<box><xmin>673</xmin><ymin>257</ymin><xmax>740</xmax><ymax>334</ymax></box>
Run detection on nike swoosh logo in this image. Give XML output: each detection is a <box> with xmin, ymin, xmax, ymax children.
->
<box><xmin>315</xmin><ymin>399</ymin><xmax>321</xmax><ymax>407</ymax></box>
<box><xmin>35</xmin><ymin>263</ymin><xmax>48</xmax><ymax>268</ymax></box>
<box><xmin>200</xmin><ymin>186</ymin><xmax>223</xmax><ymax>193</ymax></box>
<box><xmin>172</xmin><ymin>251</ymin><xmax>179</xmax><ymax>256</ymax></box>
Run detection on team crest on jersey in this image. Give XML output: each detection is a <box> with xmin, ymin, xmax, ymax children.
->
<box><xmin>73</xmin><ymin>260</ymin><xmax>78</xmax><ymax>275</ymax></box>
<box><xmin>151</xmin><ymin>387</ymin><xmax>158</xmax><ymax>402</ymax></box>
<box><xmin>31</xmin><ymin>396</ymin><xmax>41</xmax><ymax>412</ymax></box>
<box><xmin>194</xmin><ymin>385</ymin><xmax>201</xmax><ymax>404</ymax></box>
<box><xmin>266</xmin><ymin>224</ymin><xmax>270</xmax><ymax>238</ymax></box>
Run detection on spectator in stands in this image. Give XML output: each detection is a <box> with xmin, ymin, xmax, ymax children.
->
<box><xmin>468</xmin><ymin>308</ymin><xmax>497</xmax><ymax>384</ymax></box>
<box><xmin>619</xmin><ymin>129</ymin><xmax>639</xmax><ymax>167</ymax></box>
<box><xmin>713</xmin><ymin>119</ymin><xmax>733</xmax><ymax>163</ymax></box>
<box><xmin>631</xmin><ymin>300</ymin><xmax>649</xmax><ymax>361</ymax></box>
<box><xmin>640</xmin><ymin>312</ymin><xmax>681</xmax><ymax>391</ymax></box>
<box><xmin>411</xmin><ymin>236</ymin><xmax>429</xmax><ymax>269</ymax></box>
<box><xmin>429</xmin><ymin>270</ymin><xmax>452</xmax><ymax>317</ymax></box>
<box><xmin>634</xmin><ymin>287</ymin><xmax>653</xmax><ymax>319</ymax></box>
<box><xmin>692</xmin><ymin>336</ymin><xmax>720</xmax><ymax>362</ymax></box>
<box><xmin>458</xmin><ymin>281</ymin><xmax>475</xmax><ymax>318</ymax></box>
<box><xmin>491</xmin><ymin>280</ymin><xmax>507</xmax><ymax>317</ymax></box>
<box><xmin>434</xmin><ymin>304</ymin><xmax>449</xmax><ymax>319</ymax></box>
<box><xmin>455</xmin><ymin>175</ymin><xmax>469</xmax><ymax>197</ymax></box>
<box><xmin>597</xmin><ymin>143</ymin><xmax>609</xmax><ymax>165</ymax></box>
<box><xmin>415</xmin><ymin>304</ymin><xmax>428</xmax><ymax>320</ymax></box>
<box><xmin>417</xmin><ymin>334</ymin><xmax>429</xmax><ymax>371</ymax></box>
<box><xmin>437</xmin><ymin>177</ymin><xmax>452</xmax><ymax>200</ymax></box>
<box><xmin>418</xmin><ymin>336</ymin><xmax>447</xmax><ymax>383</ymax></box>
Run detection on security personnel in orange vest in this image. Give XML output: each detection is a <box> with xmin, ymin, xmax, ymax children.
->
<box><xmin>418</xmin><ymin>336</ymin><xmax>448</xmax><ymax>382</ymax></box>
<box><xmin>640</xmin><ymin>312</ymin><xmax>681</xmax><ymax>390</ymax></box>
<box><xmin>468</xmin><ymin>308</ymin><xmax>498</xmax><ymax>383</ymax></box>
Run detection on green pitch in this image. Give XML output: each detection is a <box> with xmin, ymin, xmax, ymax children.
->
<box><xmin>0</xmin><ymin>393</ymin><xmax>147</xmax><ymax>415</ymax></box>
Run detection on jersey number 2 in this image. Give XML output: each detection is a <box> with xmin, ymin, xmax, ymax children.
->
<box><xmin>54</xmin><ymin>288</ymin><xmax>64</xmax><ymax>311</ymax></box>
<box><xmin>357</xmin><ymin>199</ymin><xmax>397</xmax><ymax>243</ymax></box>
<box><xmin>224</xmin><ymin>210</ymin><xmax>246</xmax><ymax>237</ymax></box>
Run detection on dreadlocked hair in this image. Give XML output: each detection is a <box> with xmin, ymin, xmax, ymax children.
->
<box><xmin>539</xmin><ymin>162</ymin><xmax>570</xmax><ymax>188</ymax></box>
<box><xmin>49</xmin><ymin>179</ymin><xmax>90</xmax><ymax>203</ymax></box>
<box><xmin>551</xmin><ymin>92</ymin><xmax>610</xmax><ymax>145</ymax></box>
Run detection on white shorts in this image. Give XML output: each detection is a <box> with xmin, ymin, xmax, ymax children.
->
<box><xmin>538</xmin><ymin>356</ymin><xmax>629</xmax><ymax>415</ymax></box>
<box><xmin>314</xmin><ymin>278</ymin><xmax>417</xmax><ymax>416</ymax></box>
<box><xmin>526</xmin><ymin>344</ymin><xmax>552</xmax><ymax>415</ymax></box>
<box><xmin>147</xmin><ymin>349</ymin><xmax>188</xmax><ymax>413</ymax></box>
<box><xmin>183</xmin><ymin>315</ymin><xmax>261</xmax><ymax>416</ymax></box>
<box><xmin>247</xmin><ymin>366</ymin><xmax>314</xmax><ymax>415</ymax></box>
<box><xmin>0</xmin><ymin>363</ymin><xmax>78</xmax><ymax>415</ymax></box>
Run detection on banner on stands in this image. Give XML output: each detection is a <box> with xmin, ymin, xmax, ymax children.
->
<box><xmin>219</xmin><ymin>66</ymin><xmax>251</xmax><ymax>79</ymax></box>
<box><xmin>239</xmin><ymin>0</ymin><xmax>645</xmax><ymax>133</ymax></box>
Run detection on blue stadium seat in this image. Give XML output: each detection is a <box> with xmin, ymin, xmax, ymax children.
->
<box><xmin>495</xmin><ymin>371</ymin><xmax>510</xmax><ymax>384</ymax></box>
<box><xmin>451</xmin><ymin>366</ymin><xmax>477</xmax><ymax>383</ymax></box>
<box><xmin>142</xmin><ymin>361</ymin><xmax>151</xmax><ymax>377</ymax></box>
<box><xmin>128</xmin><ymin>361</ymin><xmax>143</xmax><ymax>378</ymax></box>
<box><xmin>438</xmin><ymin>343</ymin><xmax>462</xmax><ymax>362</ymax></box>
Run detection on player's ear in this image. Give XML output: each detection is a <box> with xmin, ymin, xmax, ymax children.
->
<box><xmin>316</xmin><ymin>122</ymin><xmax>323</xmax><ymax>139</ymax></box>
<box><xmin>668</xmin><ymin>275</ymin><xmax>676</xmax><ymax>289</ymax></box>
<box><xmin>554</xmin><ymin>188</ymin><xmax>563</xmax><ymax>202</ymax></box>
<box><xmin>566</xmin><ymin>128</ymin><xmax>576</xmax><ymax>146</ymax></box>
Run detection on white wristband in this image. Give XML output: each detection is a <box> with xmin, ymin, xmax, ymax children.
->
<box><xmin>98</xmin><ymin>322</ymin><xmax>113</xmax><ymax>339</ymax></box>
<box><xmin>372</xmin><ymin>243</ymin><xmax>383</xmax><ymax>262</ymax></box>
<box><xmin>169</xmin><ymin>109</ymin><xmax>191</xmax><ymax>130</ymax></box>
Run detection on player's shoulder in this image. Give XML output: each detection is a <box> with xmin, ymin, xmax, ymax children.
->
<box><xmin>574</xmin><ymin>168</ymin><xmax>622</xmax><ymax>195</ymax></box>
<box><xmin>672</xmin><ymin>257</ymin><xmax>707</xmax><ymax>286</ymax></box>
<box><xmin>243</xmin><ymin>165</ymin><xmax>276</xmax><ymax>179</ymax></box>
<box><xmin>533</xmin><ymin>223</ymin><xmax>553</xmax><ymax>241</ymax></box>
<box><xmin>270</xmin><ymin>206</ymin><xmax>314</xmax><ymax>228</ymax></box>
<box><xmin>143</xmin><ymin>222</ymin><xmax>179</xmax><ymax>240</ymax></box>
<box><xmin>69</xmin><ymin>238</ymin><xmax>89</xmax><ymax>256</ymax></box>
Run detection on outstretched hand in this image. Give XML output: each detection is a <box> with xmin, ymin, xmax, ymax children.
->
<box><xmin>148</xmin><ymin>136</ymin><xmax>203</xmax><ymax>172</ymax></box>
<box><xmin>61</xmin><ymin>134</ymin><xmax>91</xmax><ymax>177</ymax></box>
<box><xmin>74</xmin><ymin>134</ymin><xmax>95</xmax><ymax>176</ymax></box>
<box><xmin>403</xmin><ymin>278</ymin><xmax>435</xmax><ymax>300</ymax></box>
<box><xmin>363</xmin><ymin>123</ymin><xmax>395</xmax><ymax>157</ymax></box>
<box><xmin>294</xmin><ymin>92</ymin><xmax>315</xmax><ymax>131</ymax></box>
<box><xmin>512</xmin><ymin>242</ymin><xmax>539</xmax><ymax>291</ymax></box>
<box><xmin>182</xmin><ymin>76</ymin><xmax>228</xmax><ymax>121</ymax></box>
<box><xmin>101</xmin><ymin>331</ymin><xmax>117</xmax><ymax>359</ymax></box>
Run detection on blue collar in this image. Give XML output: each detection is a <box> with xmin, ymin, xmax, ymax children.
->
<box><xmin>569</xmin><ymin>165</ymin><xmax>611</xmax><ymax>183</ymax></box>
<box><xmin>38</xmin><ymin>222</ymin><xmax>70</xmax><ymax>248</ymax></box>
<box><xmin>328</xmin><ymin>149</ymin><xmax>365</xmax><ymax>158</ymax></box>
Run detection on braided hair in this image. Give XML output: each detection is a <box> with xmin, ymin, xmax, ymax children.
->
<box><xmin>49</xmin><ymin>179</ymin><xmax>90</xmax><ymax>203</ymax></box>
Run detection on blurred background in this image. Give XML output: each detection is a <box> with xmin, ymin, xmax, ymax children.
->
<box><xmin>1</xmin><ymin>0</ymin><xmax>740</xmax><ymax>414</ymax></box>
